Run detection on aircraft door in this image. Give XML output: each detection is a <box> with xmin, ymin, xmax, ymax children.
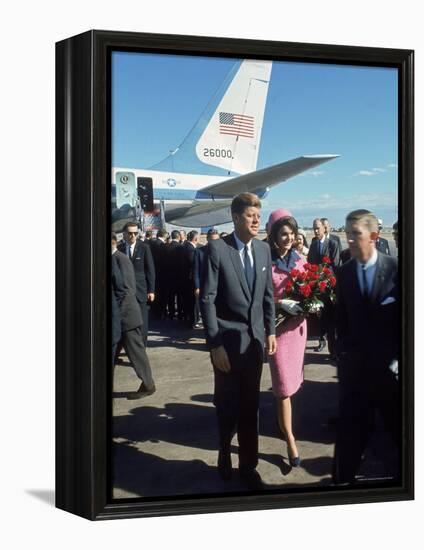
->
<box><xmin>116</xmin><ymin>172</ymin><xmax>137</xmax><ymax>208</ymax></box>
<box><xmin>137</xmin><ymin>177</ymin><xmax>154</xmax><ymax>211</ymax></box>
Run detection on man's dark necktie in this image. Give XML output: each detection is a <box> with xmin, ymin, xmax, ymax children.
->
<box><xmin>127</xmin><ymin>244</ymin><xmax>132</xmax><ymax>258</ymax></box>
<box><xmin>361</xmin><ymin>264</ymin><xmax>369</xmax><ymax>298</ymax></box>
<box><xmin>244</xmin><ymin>245</ymin><xmax>254</xmax><ymax>294</ymax></box>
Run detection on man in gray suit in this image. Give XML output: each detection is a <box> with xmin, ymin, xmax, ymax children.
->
<box><xmin>112</xmin><ymin>234</ymin><xmax>156</xmax><ymax>399</ymax></box>
<box><xmin>200</xmin><ymin>193</ymin><xmax>277</xmax><ymax>489</ymax></box>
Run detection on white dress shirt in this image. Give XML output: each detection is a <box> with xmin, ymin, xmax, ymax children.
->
<box><xmin>126</xmin><ymin>242</ymin><xmax>135</xmax><ymax>258</ymax></box>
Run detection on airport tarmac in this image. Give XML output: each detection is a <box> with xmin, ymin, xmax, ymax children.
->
<box><xmin>112</xmin><ymin>315</ymin><xmax>398</xmax><ymax>499</ymax></box>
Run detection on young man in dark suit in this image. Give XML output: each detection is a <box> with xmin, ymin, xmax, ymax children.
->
<box><xmin>200</xmin><ymin>193</ymin><xmax>276</xmax><ymax>489</ymax></box>
<box><xmin>118</xmin><ymin>222</ymin><xmax>156</xmax><ymax>345</ymax></box>
<box><xmin>333</xmin><ymin>210</ymin><xmax>399</xmax><ymax>484</ymax></box>
<box><xmin>112</xmin><ymin>234</ymin><xmax>156</xmax><ymax>398</ymax></box>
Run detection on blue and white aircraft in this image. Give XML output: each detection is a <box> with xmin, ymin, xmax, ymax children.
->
<box><xmin>112</xmin><ymin>59</ymin><xmax>339</xmax><ymax>229</ymax></box>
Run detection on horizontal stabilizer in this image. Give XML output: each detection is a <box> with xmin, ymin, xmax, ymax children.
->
<box><xmin>165</xmin><ymin>199</ymin><xmax>232</xmax><ymax>227</ymax></box>
<box><xmin>202</xmin><ymin>155</ymin><xmax>340</xmax><ymax>197</ymax></box>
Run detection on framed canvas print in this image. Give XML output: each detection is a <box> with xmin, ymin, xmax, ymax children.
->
<box><xmin>56</xmin><ymin>30</ymin><xmax>414</xmax><ymax>520</ymax></box>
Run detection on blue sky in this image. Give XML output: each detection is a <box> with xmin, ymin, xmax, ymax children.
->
<box><xmin>112</xmin><ymin>52</ymin><xmax>398</xmax><ymax>228</ymax></box>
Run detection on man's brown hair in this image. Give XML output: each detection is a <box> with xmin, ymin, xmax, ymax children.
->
<box><xmin>231</xmin><ymin>192</ymin><xmax>261</xmax><ymax>215</ymax></box>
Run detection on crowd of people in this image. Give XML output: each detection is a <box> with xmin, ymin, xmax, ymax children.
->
<box><xmin>111</xmin><ymin>192</ymin><xmax>399</xmax><ymax>489</ymax></box>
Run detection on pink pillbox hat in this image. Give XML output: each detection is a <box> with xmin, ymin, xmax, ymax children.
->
<box><xmin>267</xmin><ymin>208</ymin><xmax>293</xmax><ymax>231</ymax></box>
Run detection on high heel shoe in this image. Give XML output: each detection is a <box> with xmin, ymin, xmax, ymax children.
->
<box><xmin>289</xmin><ymin>455</ymin><xmax>301</xmax><ymax>467</ymax></box>
<box><xmin>286</xmin><ymin>439</ymin><xmax>301</xmax><ymax>467</ymax></box>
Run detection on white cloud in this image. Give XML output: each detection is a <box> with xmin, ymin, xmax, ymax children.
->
<box><xmin>310</xmin><ymin>171</ymin><xmax>325</xmax><ymax>177</ymax></box>
<box><xmin>355</xmin><ymin>167</ymin><xmax>388</xmax><ymax>176</ymax></box>
<box><xmin>278</xmin><ymin>192</ymin><xmax>397</xmax><ymax>212</ymax></box>
<box><xmin>388</xmin><ymin>163</ymin><xmax>398</xmax><ymax>168</ymax></box>
<box><xmin>355</xmin><ymin>170</ymin><xmax>377</xmax><ymax>176</ymax></box>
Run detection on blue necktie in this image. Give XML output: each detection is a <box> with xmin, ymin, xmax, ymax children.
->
<box><xmin>244</xmin><ymin>245</ymin><xmax>254</xmax><ymax>293</ymax></box>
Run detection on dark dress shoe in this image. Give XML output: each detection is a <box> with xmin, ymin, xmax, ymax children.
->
<box><xmin>218</xmin><ymin>450</ymin><xmax>232</xmax><ymax>480</ymax></box>
<box><xmin>127</xmin><ymin>382</ymin><xmax>156</xmax><ymax>400</ymax></box>
<box><xmin>239</xmin><ymin>469</ymin><xmax>263</xmax><ymax>490</ymax></box>
<box><xmin>314</xmin><ymin>337</ymin><xmax>326</xmax><ymax>352</ymax></box>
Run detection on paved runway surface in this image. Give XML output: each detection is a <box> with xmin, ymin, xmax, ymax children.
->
<box><xmin>112</xmin><ymin>316</ymin><xmax>398</xmax><ymax>499</ymax></box>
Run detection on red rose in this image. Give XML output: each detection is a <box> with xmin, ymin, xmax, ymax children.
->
<box><xmin>322</xmin><ymin>266</ymin><xmax>331</xmax><ymax>275</ymax></box>
<box><xmin>310</xmin><ymin>264</ymin><xmax>319</xmax><ymax>273</ymax></box>
<box><xmin>299</xmin><ymin>272</ymin><xmax>307</xmax><ymax>281</ymax></box>
<box><xmin>300</xmin><ymin>284</ymin><xmax>312</xmax><ymax>298</ymax></box>
<box><xmin>319</xmin><ymin>281</ymin><xmax>327</xmax><ymax>293</ymax></box>
<box><xmin>286</xmin><ymin>281</ymin><xmax>294</xmax><ymax>292</ymax></box>
<box><xmin>329</xmin><ymin>276</ymin><xmax>336</xmax><ymax>288</ymax></box>
<box><xmin>311</xmin><ymin>273</ymin><xmax>319</xmax><ymax>281</ymax></box>
<box><xmin>303</xmin><ymin>263</ymin><xmax>311</xmax><ymax>270</ymax></box>
<box><xmin>309</xmin><ymin>280</ymin><xmax>317</xmax><ymax>288</ymax></box>
<box><xmin>290</xmin><ymin>269</ymin><xmax>300</xmax><ymax>279</ymax></box>
<box><xmin>322</xmin><ymin>256</ymin><xmax>331</xmax><ymax>264</ymax></box>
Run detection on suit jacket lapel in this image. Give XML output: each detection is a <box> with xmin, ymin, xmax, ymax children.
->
<box><xmin>347</xmin><ymin>259</ymin><xmax>362</xmax><ymax>303</ymax></box>
<box><xmin>370</xmin><ymin>253</ymin><xmax>388</xmax><ymax>304</ymax></box>
<box><xmin>227</xmin><ymin>233</ymin><xmax>251</xmax><ymax>301</ymax></box>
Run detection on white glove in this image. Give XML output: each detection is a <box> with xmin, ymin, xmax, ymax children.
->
<box><xmin>279</xmin><ymin>299</ymin><xmax>303</xmax><ymax>315</ymax></box>
<box><xmin>389</xmin><ymin>359</ymin><xmax>398</xmax><ymax>380</ymax></box>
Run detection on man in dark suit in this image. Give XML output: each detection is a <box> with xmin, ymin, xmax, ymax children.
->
<box><xmin>375</xmin><ymin>218</ymin><xmax>391</xmax><ymax>255</ymax></box>
<box><xmin>112</xmin><ymin>234</ymin><xmax>156</xmax><ymax>398</ymax></box>
<box><xmin>111</xmin><ymin>253</ymin><xmax>124</xmax><ymax>363</ymax></box>
<box><xmin>166</xmin><ymin>230</ymin><xmax>184</xmax><ymax>320</ymax></box>
<box><xmin>200</xmin><ymin>193</ymin><xmax>277</xmax><ymax>488</ymax></box>
<box><xmin>308</xmin><ymin>218</ymin><xmax>341</xmax><ymax>267</ymax></box>
<box><xmin>181</xmin><ymin>230</ymin><xmax>200</xmax><ymax>328</ymax></box>
<box><xmin>333</xmin><ymin>210</ymin><xmax>399</xmax><ymax>484</ymax></box>
<box><xmin>308</xmin><ymin>218</ymin><xmax>341</xmax><ymax>355</ymax></box>
<box><xmin>321</xmin><ymin>217</ymin><xmax>342</xmax><ymax>251</ymax></box>
<box><xmin>149</xmin><ymin>229</ymin><xmax>169</xmax><ymax>319</ymax></box>
<box><xmin>118</xmin><ymin>222</ymin><xmax>156</xmax><ymax>345</ymax></box>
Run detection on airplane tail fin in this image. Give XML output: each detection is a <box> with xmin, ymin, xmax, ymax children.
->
<box><xmin>151</xmin><ymin>60</ymin><xmax>272</xmax><ymax>176</ymax></box>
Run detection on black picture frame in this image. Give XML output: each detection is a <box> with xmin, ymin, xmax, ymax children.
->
<box><xmin>56</xmin><ymin>29</ymin><xmax>414</xmax><ymax>520</ymax></box>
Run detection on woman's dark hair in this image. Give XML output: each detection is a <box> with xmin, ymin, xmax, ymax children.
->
<box><xmin>297</xmin><ymin>232</ymin><xmax>309</xmax><ymax>249</ymax></box>
<box><xmin>269</xmin><ymin>216</ymin><xmax>299</xmax><ymax>260</ymax></box>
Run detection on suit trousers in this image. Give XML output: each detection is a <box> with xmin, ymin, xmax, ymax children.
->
<box><xmin>333</xmin><ymin>352</ymin><xmax>400</xmax><ymax>484</ymax></box>
<box><xmin>139</xmin><ymin>301</ymin><xmax>149</xmax><ymax>346</ymax></box>
<box><xmin>320</xmin><ymin>299</ymin><xmax>336</xmax><ymax>354</ymax></box>
<box><xmin>213</xmin><ymin>341</ymin><xmax>263</xmax><ymax>472</ymax></box>
<box><xmin>122</xmin><ymin>326</ymin><xmax>154</xmax><ymax>389</ymax></box>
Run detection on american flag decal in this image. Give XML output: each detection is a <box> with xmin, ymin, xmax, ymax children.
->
<box><xmin>219</xmin><ymin>112</ymin><xmax>254</xmax><ymax>138</ymax></box>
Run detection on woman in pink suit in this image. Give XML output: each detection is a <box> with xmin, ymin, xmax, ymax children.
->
<box><xmin>267</xmin><ymin>209</ymin><xmax>307</xmax><ymax>467</ymax></box>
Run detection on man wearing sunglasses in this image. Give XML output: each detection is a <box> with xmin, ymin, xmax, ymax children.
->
<box><xmin>119</xmin><ymin>221</ymin><xmax>156</xmax><ymax>345</ymax></box>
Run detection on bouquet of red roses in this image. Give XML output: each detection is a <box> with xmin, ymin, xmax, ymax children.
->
<box><xmin>275</xmin><ymin>256</ymin><xmax>336</xmax><ymax>328</ymax></box>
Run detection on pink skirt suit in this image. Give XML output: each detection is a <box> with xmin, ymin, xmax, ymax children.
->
<box><xmin>268</xmin><ymin>250</ymin><xmax>308</xmax><ymax>398</ymax></box>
